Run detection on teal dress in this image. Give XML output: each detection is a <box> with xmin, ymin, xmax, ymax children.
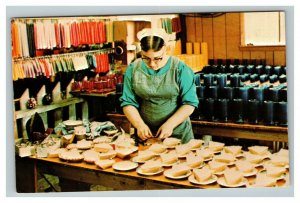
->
<box><xmin>120</xmin><ymin>56</ymin><xmax>199</xmax><ymax>143</ymax></box>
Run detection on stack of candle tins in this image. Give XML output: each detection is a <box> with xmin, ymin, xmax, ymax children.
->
<box><xmin>191</xmin><ymin>64</ymin><xmax>287</xmax><ymax>126</ymax></box>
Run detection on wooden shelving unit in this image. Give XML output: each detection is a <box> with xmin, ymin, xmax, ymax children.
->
<box><xmin>14</xmin><ymin>97</ymin><xmax>87</xmax><ymax>139</ymax></box>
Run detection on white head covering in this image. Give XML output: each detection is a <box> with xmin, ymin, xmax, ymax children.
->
<box><xmin>137</xmin><ymin>28</ymin><xmax>169</xmax><ymax>43</ymax></box>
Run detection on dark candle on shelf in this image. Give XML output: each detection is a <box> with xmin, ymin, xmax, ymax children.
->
<box><xmin>248</xmin><ymin>99</ymin><xmax>259</xmax><ymax>124</ymax></box>
<box><xmin>217</xmin><ymin>74</ymin><xmax>227</xmax><ymax>89</ymax></box>
<box><xmin>230</xmin><ymin>74</ymin><xmax>240</xmax><ymax>87</ymax></box>
<box><xmin>205</xmin><ymin>98</ymin><xmax>215</xmax><ymax>121</ymax></box>
<box><xmin>203</xmin><ymin>74</ymin><xmax>214</xmax><ymax>87</ymax></box>
<box><xmin>277</xmin><ymin>101</ymin><xmax>288</xmax><ymax>126</ymax></box>
<box><xmin>238</xmin><ymin>65</ymin><xmax>245</xmax><ymax>75</ymax></box>
<box><xmin>223</xmin><ymin>87</ymin><xmax>234</xmax><ymax>100</ymax></box>
<box><xmin>253</xmin><ymin>87</ymin><xmax>264</xmax><ymax>103</ymax></box>
<box><xmin>263</xmin><ymin>101</ymin><xmax>274</xmax><ymax>125</ymax></box>
<box><xmin>273</xmin><ymin>66</ymin><xmax>282</xmax><ymax>76</ymax></box>
<box><xmin>232</xmin><ymin>98</ymin><xmax>244</xmax><ymax>123</ymax></box>
<box><xmin>264</xmin><ymin>65</ymin><xmax>273</xmax><ymax>76</ymax></box>
<box><xmin>218</xmin><ymin>98</ymin><xmax>229</xmax><ymax>122</ymax></box>
<box><xmin>209</xmin><ymin>86</ymin><xmax>219</xmax><ymax>100</ymax></box>
<box><xmin>269</xmin><ymin>75</ymin><xmax>278</xmax><ymax>83</ymax></box>
<box><xmin>279</xmin><ymin>75</ymin><xmax>287</xmax><ymax>83</ymax></box>
<box><xmin>250</xmin><ymin>74</ymin><xmax>259</xmax><ymax>83</ymax></box>
<box><xmin>239</xmin><ymin>86</ymin><xmax>250</xmax><ymax>102</ymax></box>
<box><xmin>196</xmin><ymin>86</ymin><xmax>206</xmax><ymax>98</ymax></box>
<box><xmin>256</xmin><ymin>65</ymin><xmax>263</xmax><ymax>75</ymax></box>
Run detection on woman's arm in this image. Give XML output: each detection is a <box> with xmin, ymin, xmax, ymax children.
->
<box><xmin>123</xmin><ymin>105</ymin><xmax>153</xmax><ymax>140</ymax></box>
<box><xmin>156</xmin><ymin>104</ymin><xmax>195</xmax><ymax>139</ymax></box>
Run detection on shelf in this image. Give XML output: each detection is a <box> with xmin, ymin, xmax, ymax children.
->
<box><xmin>15</xmin><ymin>97</ymin><xmax>85</xmax><ymax>120</ymax></box>
<box><xmin>70</xmin><ymin>91</ymin><xmax>115</xmax><ymax>98</ymax></box>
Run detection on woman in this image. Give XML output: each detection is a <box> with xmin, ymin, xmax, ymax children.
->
<box><xmin>120</xmin><ymin>28</ymin><xmax>199</xmax><ymax>144</ymax></box>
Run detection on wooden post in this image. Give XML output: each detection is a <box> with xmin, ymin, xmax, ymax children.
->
<box><xmin>20</xmin><ymin>89</ymin><xmax>29</xmax><ymax>110</ymax></box>
<box><xmin>52</xmin><ymin>82</ymin><xmax>61</xmax><ymax>103</ymax></box>
<box><xmin>82</xmin><ymin>101</ymin><xmax>89</xmax><ymax>120</ymax></box>
<box><xmin>68</xmin><ymin>103</ymin><xmax>76</xmax><ymax>121</ymax></box>
<box><xmin>37</xmin><ymin>85</ymin><xmax>46</xmax><ymax>105</ymax></box>
<box><xmin>66</xmin><ymin>79</ymin><xmax>74</xmax><ymax>99</ymax></box>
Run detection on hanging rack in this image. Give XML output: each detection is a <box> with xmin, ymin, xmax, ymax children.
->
<box><xmin>13</xmin><ymin>48</ymin><xmax>114</xmax><ymax>62</ymax></box>
<box><xmin>11</xmin><ymin>16</ymin><xmax>117</xmax><ymax>22</ymax></box>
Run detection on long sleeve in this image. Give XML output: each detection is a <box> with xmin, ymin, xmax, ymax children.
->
<box><xmin>119</xmin><ymin>63</ymin><xmax>139</xmax><ymax>108</ymax></box>
<box><xmin>177</xmin><ymin>61</ymin><xmax>199</xmax><ymax>108</ymax></box>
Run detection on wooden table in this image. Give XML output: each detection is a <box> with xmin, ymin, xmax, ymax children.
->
<box><xmin>16</xmin><ymin>153</ymin><xmax>288</xmax><ymax>193</ymax></box>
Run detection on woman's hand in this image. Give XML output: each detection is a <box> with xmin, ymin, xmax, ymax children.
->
<box><xmin>156</xmin><ymin>122</ymin><xmax>175</xmax><ymax>140</ymax></box>
<box><xmin>137</xmin><ymin>123</ymin><xmax>153</xmax><ymax>141</ymax></box>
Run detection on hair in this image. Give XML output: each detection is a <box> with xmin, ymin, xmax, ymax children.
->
<box><xmin>140</xmin><ymin>36</ymin><xmax>165</xmax><ymax>52</ymax></box>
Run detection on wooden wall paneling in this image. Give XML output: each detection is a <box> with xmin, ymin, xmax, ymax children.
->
<box><xmin>185</xmin><ymin>16</ymin><xmax>196</xmax><ymax>42</ymax></box>
<box><xmin>225</xmin><ymin>13</ymin><xmax>243</xmax><ymax>60</ymax></box>
<box><xmin>266</xmin><ymin>51</ymin><xmax>274</xmax><ymax>66</ymax></box>
<box><xmin>242</xmin><ymin>51</ymin><xmax>251</xmax><ymax>60</ymax></box>
<box><xmin>250</xmin><ymin>51</ymin><xmax>266</xmax><ymax>65</ymax></box>
<box><xmin>195</xmin><ymin>17</ymin><xmax>203</xmax><ymax>42</ymax></box>
<box><xmin>213</xmin><ymin>14</ymin><xmax>227</xmax><ymax>59</ymax></box>
<box><xmin>202</xmin><ymin>17</ymin><xmax>214</xmax><ymax>59</ymax></box>
<box><xmin>250</xmin><ymin>51</ymin><xmax>266</xmax><ymax>60</ymax></box>
<box><xmin>274</xmin><ymin>51</ymin><xmax>286</xmax><ymax>66</ymax></box>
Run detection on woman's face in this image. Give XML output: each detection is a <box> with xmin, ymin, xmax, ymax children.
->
<box><xmin>141</xmin><ymin>46</ymin><xmax>167</xmax><ymax>70</ymax></box>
